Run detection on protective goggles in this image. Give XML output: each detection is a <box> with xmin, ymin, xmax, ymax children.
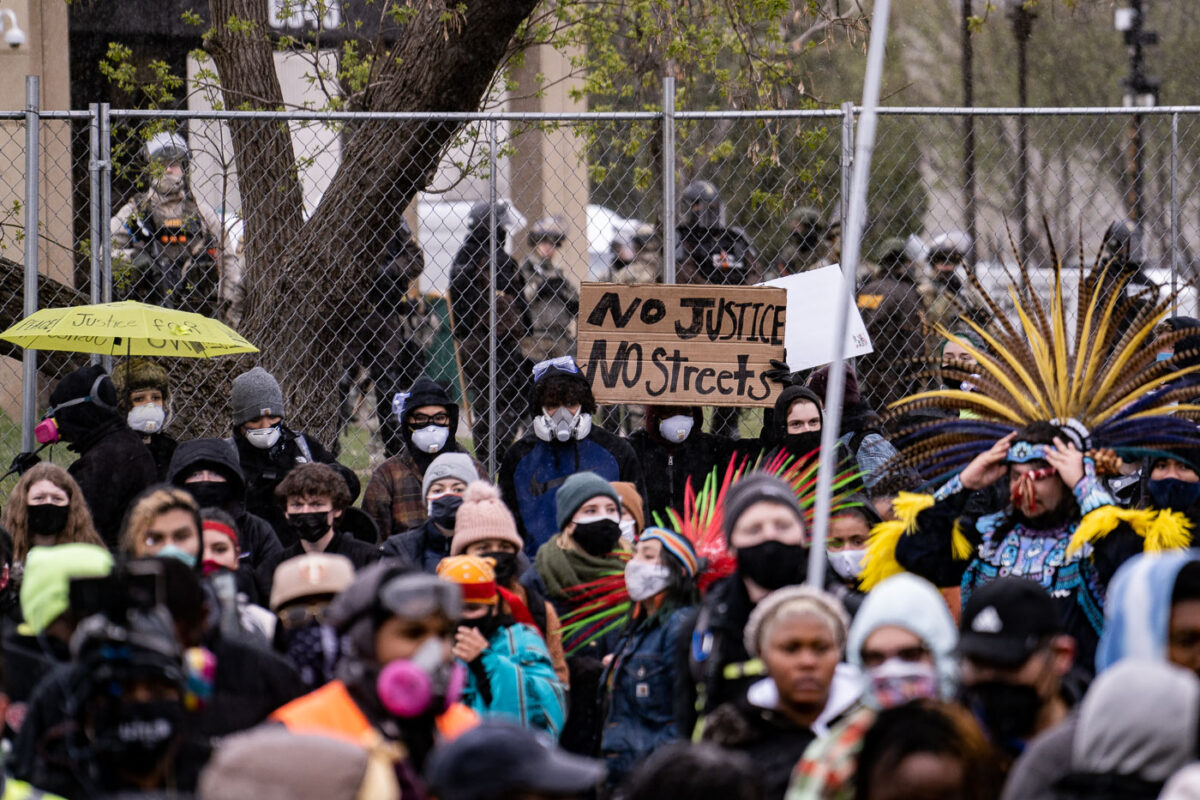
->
<box><xmin>532</xmin><ymin>355</ymin><xmax>581</xmax><ymax>384</ymax></box>
<box><xmin>378</xmin><ymin>572</ymin><xmax>462</xmax><ymax>621</ymax></box>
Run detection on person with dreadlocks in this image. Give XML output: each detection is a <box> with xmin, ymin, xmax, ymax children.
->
<box><xmin>862</xmin><ymin>239</ymin><xmax>1200</xmax><ymax>672</ymax></box>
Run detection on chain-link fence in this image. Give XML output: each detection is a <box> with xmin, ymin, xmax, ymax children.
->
<box><xmin>5</xmin><ymin>97</ymin><xmax>1200</xmax><ymax>490</ymax></box>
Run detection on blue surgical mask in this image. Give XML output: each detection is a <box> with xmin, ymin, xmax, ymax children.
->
<box><xmin>157</xmin><ymin>544</ymin><xmax>197</xmax><ymax>568</ymax></box>
<box><xmin>1148</xmin><ymin>478</ymin><xmax>1200</xmax><ymax>510</ymax></box>
<box><xmin>1157</xmin><ymin>352</ymin><xmax>1174</xmax><ymax>362</ymax></box>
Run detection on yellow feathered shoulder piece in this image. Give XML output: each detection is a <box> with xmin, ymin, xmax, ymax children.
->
<box><xmin>859</xmin><ymin>492</ymin><xmax>975</xmax><ymax>592</ymax></box>
<box><xmin>1067</xmin><ymin>506</ymin><xmax>1192</xmax><ymax>557</ymax></box>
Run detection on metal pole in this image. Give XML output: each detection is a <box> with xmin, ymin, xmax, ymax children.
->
<box><xmin>661</xmin><ymin>76</ymin><xmax>676</xmax><ymax>283</ymax></box>
<box><xmin>100</xmin><ymin>103</ymin><xmax>113</xmax><ymax>374</ymax></box>
<box><xmin>88</xmin><ymin>103</ymin><xmax>102</xmax><ymax>366</ymax></box>
<box><xmin>487</xmin><ymin>119</ymin><xmax>499</xmax><ymax>479</ymax></box>
<box><xmin>840</xmin><ymin>103</ymin><xmax>853</xmax><ymax>241</ymax></box>
<box><xmin>808</xmin><ymin>0</ymin><xmax>892</xmax><ymax>588</ymax></box>
<box><xmin>962</xmin><ymin>0</ymin><xmax>978</xmax><ymax>270</ymax></box>
<box><xmin>1171</xmin><ymin>111</ymin><xmax>1180</xmax><ymax>306</ymax></box>
<box><xmin>20</xmin><ymin>76</ymin><xmax>40</xmax><ymax>454</ymax></box>
<box><xmin>1126</xmin><ymin>0</ymin><xmax>1147</xmax><ymax>228</ymax></box>
<box><xmin>1012</xmin><ymin>6</ymin><xmax>1034</xmax><ymax>263</ymax></box>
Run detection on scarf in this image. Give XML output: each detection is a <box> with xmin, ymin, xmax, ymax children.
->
<box><xmin>534</xmin><ymin>535</ymin><xmax>625</xmax><ymax>601</ymax></box>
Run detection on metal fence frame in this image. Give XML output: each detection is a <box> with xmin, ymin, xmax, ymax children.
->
<box><xmin>13</xmin><ymin>72</ymin><xmax>1200</xmax><ymax>474</ymax></box>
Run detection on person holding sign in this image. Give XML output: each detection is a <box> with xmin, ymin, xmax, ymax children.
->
<box><xmin>499</xmin><ymin>356</ymin><xmax>643</xmax><ymax>557</ymax></box>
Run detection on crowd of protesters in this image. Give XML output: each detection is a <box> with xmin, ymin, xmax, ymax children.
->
<box><xmin>0</xmin><ymin>179</ymin><xmax>1177</xmax><ymax>800</ymax></box>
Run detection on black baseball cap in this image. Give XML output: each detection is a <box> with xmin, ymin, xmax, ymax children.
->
<box><xmin>425</xmin><ymin>720</ymin><xmax>606</xmax><ymax>800</ymax></box>
<box><xmin>957</xmin><ymin>577</ymin><xmax>1062</xmax><ymax>668</ymax></box>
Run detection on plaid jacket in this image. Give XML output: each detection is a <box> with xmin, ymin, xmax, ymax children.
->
<box><xmin>787</xmin><ymin>704</ymin><xmax>875</xmax><ymax>800</ymax></box>
<box><xmin>362</xmin><ymin>446</ymin><xmax>484</xmax><ymax>540</ymax></box>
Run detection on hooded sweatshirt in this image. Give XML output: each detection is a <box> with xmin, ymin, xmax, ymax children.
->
<box><xmin>167</xmin><ymin>437</ymin><xmax>284</xmax><ymax>572</ymax></box>
<box><xmin>627</xmin><ymin>406</ymin><xmax>732</xmax><ymax>518</ymax></box>
<box><xmin>49</xmin><ymin>365</ymin><xmax>158</xmax><ymax>548</ymax></box>
<box><xmin>1095</xmin><ymin>550</ymin><xmax>1200</xmax><ymax>673</ymax></box>
<box><xmin>1062</xmin><ymin>659</ymin><xmax>1199</xmax><ymax>793</ymax></box>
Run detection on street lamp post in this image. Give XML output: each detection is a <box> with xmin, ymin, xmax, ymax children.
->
<box><xmin>1009</xmin><ymin>2</ymin><xmax>1035</xmax><ymax>265</ymax></box>
<box><xmin>962</xmin><ymin>0</ymin><xmax>978</xmax><ymax>272</ymax></box>
<box><xmin>1115</xmin><ymin>1</ymin><xmax>1159</xmax><ymax>231</ymax></box>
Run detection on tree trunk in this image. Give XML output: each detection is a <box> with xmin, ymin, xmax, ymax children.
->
<box><xmin>196</xmin><ymin>0</ymin><xmax>539</xmax><ymax>445</ymax></box>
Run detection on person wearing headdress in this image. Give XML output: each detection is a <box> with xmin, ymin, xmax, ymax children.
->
<box><xmin>862</xmin><ymin>242</ymin><xmax>1200</xmax><ymax>670</ymax></box>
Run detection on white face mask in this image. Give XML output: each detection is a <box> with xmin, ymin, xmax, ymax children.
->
<box><xmin>619</xmin><ymin>518</ymin><xmax>637</xmax><ymax>543</ymax></box>
<box><xmin>244</xmin><ymin>425</ymin><xmax>282</xmax><ymax>450</ymax></box>
<box><xmin>127</xmin><ymin>404</ymin><xmax>166</xmax><ymax>434</ymax></box>
<box><xmin>410</xmin><ymin>424</ymin><xmax>449</xmax><ymax>454</ymax></box>
<box><xmin>533</xmin><ymin>407</ymin><xmax>592</xmax><ymax>443</ymax></box>
<box><xmin>625</xmin><ymin>560</ymin><xmax>672</xmax><ymax>602</ymax></box>
<box><xmin>658</xmin><ymin>414</ymin><xmax>694</xmax><ymax>443</ymax></box>
<box><xmin>828</xmin><ymin>548</ymin><xmax>866</xmax><ymax>582</ymax></box>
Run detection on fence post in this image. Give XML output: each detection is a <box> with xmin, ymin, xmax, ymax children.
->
<box><xmin>21</xmin><ymin>75</ymin><xmax>39</xmax><ymax>454</ymax></box>
<box><xmin>661</xmin><ymin>76</ymin><xmax>676</xmax><ymax>284</ymax></box>
<box><xmin>487</xmin><ymin>118</ymin><xmax>499</xmax><ymax>479</ymax></box>
<box><xmin>88</xmin><ymin>103</ymin><xmax>102</xmax><ymax>366</ymax></box>
<box><xmin>840</xmin><ymin>102</ymin><xmax>853</xmax><ymax>233</ymax></box>
<box><xmin>1171</xmin><ymin>111</ymin><xmax>1180</xmax><ymax>308</ymax></box>
<box><xmin>99</xmin><ymin>102</ymin><xmax>113</xmax><ymax>373</ymax></box>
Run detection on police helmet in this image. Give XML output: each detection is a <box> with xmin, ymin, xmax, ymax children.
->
<box><xmin>466</xmin><ymin>200</ymin><xmax>513</xmax><ymax>232</ymax></box>
<box><xmin>143</xmin><ymin>132</ymin><xmax>189</xmax><ymax>166</ymax></box>
<box><xmin>527</xmin><ymin>216</ymin><xmax>568</xmax><ymax>248</ymax></box>
<box><xmin>927</xmin><ymin>231</ymin><xmax>972</xmax><ymax>265</ymax></box>
<box><xmin>681</xmin><ymin>180</ymin><xmax>724</xmax><ymax>228</ymax></box>
<box><xmin>632</xmin><ymin>222</ymin><xmax>658</xmax><ymax>251</ymax></box>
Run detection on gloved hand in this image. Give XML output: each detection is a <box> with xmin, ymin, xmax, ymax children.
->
<box><xmin>4</xmin><ymin>450</ymin><xmax>40</xmax><ymax>480</ymax></box>
<box><xmin>764</xmin><ymin>356</ymin><xmax>799</xmax><ymax>387</ymax></box>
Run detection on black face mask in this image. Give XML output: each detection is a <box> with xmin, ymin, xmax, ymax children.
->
<box><xmin>25</xmin><ymin>503</ymin><xmax>69</xmax><ymax>537</ymax></box>
<box><xmin>960</xmin><ymin>681</ymin><xmax>1043</xmax><ymax>752</ymax></box>
<box><xmin>571</xmin><ymin>518</ymin><xmax>623</xmax><ymax>556</ymax></box>
<box><xmin>1148</xmin><ymin>478</ymin><xmax>1200</xmax><ymax>511</ymax></box>
<box><xmin>783</xmin><ymin>431</ymin><xmax>822</xmax><ymax>456</ymax></box>
<box><xmin>287</xmin><ymin>511</ymin><xmax>331</xmax><ymax>543</ymax></box>
<box><xmin>469</xmin><ymin>609</ymin><xmax>504</xmax><ymax>641</ymax></box>
<box><xmin>428</xmin><ymin>495</ymin><xmax>463</xmax><ymax>529</ymax></box>
<box><xmin>736</xmin><ymin>540</ymin><xmax>809</xmax><ymax>590</ymax></box>
<box><xmin>100</xmin><ymin>699</ymin><xmax>183</xmax><ymax>780</ymax></box>
<box><xmin>483</xmin><ymin>550</ymin><xmax>519</xmax><ymax>585</ymax></box>
<box><xmin>185</xmin><ymin>480</ymin><xmax>234</xmax><ymax>511</ymax></box>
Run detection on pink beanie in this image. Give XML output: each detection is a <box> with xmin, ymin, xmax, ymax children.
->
<box><xmin>450</xmin><ymin>481</ymin><xmax>524</xmax><ymax>555</ymax></box>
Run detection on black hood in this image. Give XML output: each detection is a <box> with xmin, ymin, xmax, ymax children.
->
<box><xmin>643</xmin><ymin>405</ymin><xmax>705</xmax><ymax>445</ymax></box>
<box><xmin>770</xmin><ymin>386</ymin><xmax>824</xmax><ymax>444</ymax></box>
<box><xmin>399</xmin><ymin>377</ymin><xmax>459</xmax><ymax>446</ymax></box>
<box><xmin>48</xmin><ymin>364</ymin><xmax>123</xmax><ymax>449</ymax></box>
<box><xmin>167</xmin><ymin>437</ymin><xmax>247</xmax><ymax>499</ymax></box>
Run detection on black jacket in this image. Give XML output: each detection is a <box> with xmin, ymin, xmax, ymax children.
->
<box><xmin>380</xmin><ymin>519</ymin><xmax>450</xmax><ymax>573</ymax></box>
<box><xmin>700</xmin><ymin>690</ymin><xmax>817</xmax><ymax>800</ymax></box>
<box><xmin>198</xmin><ymin>627</ymin><xmax>305</xmax><ymax>738</ymax></box>
<box><xmin>67</xmin><ymin>423</ymin><xmax>158</xmax><ymax>549</ymax></box>
<box><xmin>231</xmin><ymin>425</ymin><xmax>360</xmax><ymax>542</ymax></box>
<box><xmin>256</xmin><ymin>531</ymin><xmax>382</xmax><ymax>600</ymax></box>
<box><xmin>144</xmin><ymin>431</ymin><xmax>178</xmax><ymax>482</ymax></box>
<box><xmin>167</xmin><ymin>438</ymin><xmax>284</xmax><ymax>571</ymax></box>
<box><xmin>681</xmin><ymin>575</ymin><xmax>757</xmax><ymax>736</ymax></box>
<box><xmin>628</xmin><ymin>407</ymin><xmax>733</xmax><ymax>519</ymax></box>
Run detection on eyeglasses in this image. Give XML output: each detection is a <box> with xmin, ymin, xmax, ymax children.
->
<box><xmin>532</xmin><ymin>355</ymin><xmax>580</xmax><ymax>383</ymax></box>
<box><xmin>860</xmin><ymin>645</ymin><xmax>930</xmax><ymax>669</ymax></box>
<box><xmin>409</xmin><ymin>412</ymin><xmax>451</xmax><ymax>427</ymax></box>
<box><xmin>277</xmin><ymin>602</ymin><xmax>330</xmax><ymax>630</ymax></box>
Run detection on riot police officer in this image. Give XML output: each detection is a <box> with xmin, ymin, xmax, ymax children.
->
<box><xmin>1091</xmin><ymin>219</ymin><xmax>1158</xmax><ymax>339</ymax></box>
<box><xmin>518</xmin><ymin>216</ymin><xmax>578</xmax><ymax>362</ymax></box>
<box><xmin>923</xmin><ymin>231</ymin><xmax>989</xmax><ymax>357</ymax></box>
<box><xmin>448</xmin><ymin>201</ymin><xmax>531</xmax><ymax>464</ymax></box>
<box><xmin>770</xmin><ymin>205</ymin><xmax>836</xmax><ymax>278</ymax></box>
<box><xmin>675</xmin><ymin>180</ymin><xmax>759</xmax><ymax>286</ymax></box>
<box><xmin>110</xmin><ymin>132</ymin><xmax>237</xmax><ymax>317</ymax></box>
<box><xmin>856</xmin><ymin>236</ymin><xmax>929</xmax><ymax>408</ymax></box>
<box><xmin>675</xmin><ymin>181</ymin><xmax>758</xmax><ymax>438</ymax></box>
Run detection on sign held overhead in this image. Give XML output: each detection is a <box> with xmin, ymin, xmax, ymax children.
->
<box><xmin>575</xmin><ymin>282</ymin><xmax>786</xmax><ymax>407</ymax></box>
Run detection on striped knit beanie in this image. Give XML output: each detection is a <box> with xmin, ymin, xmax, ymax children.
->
<box><xmin>640</xmin><ymin>527</ymin><xmax>698</xmax><ymax>578</ymax></box>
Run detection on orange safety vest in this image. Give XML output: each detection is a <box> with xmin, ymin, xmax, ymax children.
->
<box><xmin>271</xmin><ymin>680</ymin><xmax>478</xmax><ymax>745</ymax></box>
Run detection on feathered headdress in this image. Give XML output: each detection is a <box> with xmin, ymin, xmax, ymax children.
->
<box><xmin>653</xmin><ymin>449</ymin><xmax>864</xmax><ymax>593</ymax></box>
<box><xmin>885</xmin><ymin>227</ymin><xmax>1200</xmax><ymax>483</ymax></box>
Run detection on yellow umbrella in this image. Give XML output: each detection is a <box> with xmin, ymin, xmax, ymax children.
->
<box><xmin>0</xmin><ymin>301</ymin><xmax>258</xmax><ymax>357</ymax></box>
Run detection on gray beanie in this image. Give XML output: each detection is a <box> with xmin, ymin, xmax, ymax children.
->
<box><xmin>555</xmin><ymin>471</ymin><xmax>620</xmax><ymax>531</ymax></box>
<box><xmin>723</xmin><ymin>472</ymin><xmax>804</xmax><ymax>544</ymax></box>
<box><xmin>422</xmin><ymin>453</ymin><xmax>480</xmax><ymax>498</ymax></box>
<box><xmin>231</xmin><ymin>366</ymin><xmax>285</xmax><ymax>427</ymax></box>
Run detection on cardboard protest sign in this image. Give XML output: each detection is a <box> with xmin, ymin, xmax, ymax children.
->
<box><xmin>575</xmin><ymin>283</ymin><xmax>786</xmax><ymax>407</ymax></box>
<box><xmin>759</xmin><ymin>266</ymin><xmax>873</xmax><ymax>371</ymax></box>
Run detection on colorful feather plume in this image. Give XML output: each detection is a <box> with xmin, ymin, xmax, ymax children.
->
<box><xmin>885</xmin><ymin>224</ymin><xmax>1200</xmax><ymax>483</ymax></box>
<box><xmin>558</xmin><ymin>551</ymin><xmax>631</xmax><ymax>657</ymax></box>
<box><xmin>653</xmin><ymin>449</ymin><xmax>865</xmax><ymax>593</ymax></box>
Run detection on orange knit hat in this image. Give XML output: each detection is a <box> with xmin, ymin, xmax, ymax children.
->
<box><xmin>436</xmin><ymin>555</ymin><xmax>498</xmax><ymax>605</ymax></box>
